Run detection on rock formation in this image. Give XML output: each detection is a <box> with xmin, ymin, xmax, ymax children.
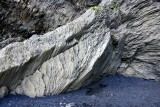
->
<box><xmin>0</xmin><ymin>0</ymin><xmax>90</xmax><ymax>49</ymax></box>
<box><xmin>115</xmin><ymin>0</ymin><xmax>160</xmax><ymax>80</ymax></box>
<box><xmin>0</xmin><ymin>0</ymin><xmax>160</xmax><ymax>98</ymax></box>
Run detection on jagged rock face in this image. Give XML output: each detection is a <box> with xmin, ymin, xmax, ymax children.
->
<box><xmin>0</xmin><ymin>0</ymin><xmax>160</xmax><ymax>98</ymax></box>
<box><xmin>0</xmin><ymin>0</ymin><xmax>93</xmax><ymax>49</ymax></box>
<box><xmin>114</xmin><ymin>0</ymin><xmax>160</xmax><ymax>80</ymax></box>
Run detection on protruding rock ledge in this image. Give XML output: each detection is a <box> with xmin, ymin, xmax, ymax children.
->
<box><xmin>0</xmin><ymin>0</ymin><xmax>117</xmax><ymax>97</ymax></box>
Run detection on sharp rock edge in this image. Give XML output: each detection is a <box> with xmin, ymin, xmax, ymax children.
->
<box><xmin>0</xmin><ymin>0</ymin><xmax>119</xmax><ymax>98</ymax></box>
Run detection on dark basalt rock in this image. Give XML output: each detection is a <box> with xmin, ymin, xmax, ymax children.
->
<box><xmin>0</xmin><ymin>0</ymin><xmax>92</xmax><ymax>49</ymax></box>
<box><xmin>0</xmin><ymin>0</ymin><xmax>47</xmax><ymax>48</ymax></box>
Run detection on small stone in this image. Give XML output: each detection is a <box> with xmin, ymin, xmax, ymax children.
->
<box><xmin>0</xmin><ymin>86</ymin><xmax>8</xmax><ymax>98</ymax></box>
<box><xmin>99</xmin><ymin>83</ymin><xmax>108</xmax><ymax>88</ymax></box>
<box><xmin>65</xmin><ymin>103</ymin><xmax>76</xmax><ymax>107</ymax></box>
<box><xmin>86</xmin><ymin>88</ymin><xmax>94</xmax><ymax>96</ymax></box>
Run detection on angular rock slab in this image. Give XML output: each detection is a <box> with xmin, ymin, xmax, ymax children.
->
<box><xmin>0</xmin><ymin>0</ymin><xmax>118</xmax><ymax>97</ymax></box>
<box><xmin>14</xmin><ymin>28</ymin><xmax>112</xmax><ymax>97</ymax></box>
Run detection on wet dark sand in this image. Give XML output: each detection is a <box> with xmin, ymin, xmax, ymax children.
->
<box><xmin>0</xmin><ymin>75</ymin><xmax>160</xmax><ymax>107</ymax></box>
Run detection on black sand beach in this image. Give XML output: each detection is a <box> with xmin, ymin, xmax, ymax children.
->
<box><xmin>0</xmin><ymin>75</ymin><xmax>160</xmax><ymax>107</ymax></box>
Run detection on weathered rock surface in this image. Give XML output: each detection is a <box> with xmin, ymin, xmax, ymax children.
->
<box><xmin>114</xmin><ymin>0</ymin><xmax>160</xmax><ymax>80</ymax></box>
<box><xmin>0</xmin><ymin>0</ymin><xmax>94</xmax><ymax>49</ymax></box>
<box><xmin>0</xmin><ymin>86</ymin><xmax>8</xmax><ymax>98</ymax></box>
<box><xmin>0</xmin><ymin>0</ymin><xmax>118</xmax><ymax>97</ymax></box>
<box><xmin>0</xmin><ymin>0</ymin><xmax>160</xmax><ymax>98</ymax></box>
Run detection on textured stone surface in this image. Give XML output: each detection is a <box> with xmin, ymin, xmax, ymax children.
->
<box><xmin>0</xmin><ymin>0</ymin><xmax>95</xmax><ymax>49</ymax></box>
<box><xmin>0</xmin><ymin>86</ymin><xmax>8</xmax><ymax>98</ymax></box>
<box><xmin>0</xmin><ymin>0</ymin><xmax>118</xmax><ymax>97</ymax></box>
<box><xmin>113</xmin><ymin>0</ymin><xmax>160</xmax><ymax>80</ymax></box>
<box><xmin>0</xmin><ymin>0</ymin><xmax>160</xmax><ymax>98</ymax></box>
<box><xmin>13</xmin><ymin>1</ymin><xmax>120</xmax><ymax>98</ymax></box>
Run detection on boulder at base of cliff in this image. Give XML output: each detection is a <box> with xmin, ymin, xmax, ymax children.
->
<box><xmin>0</xmin><ymin>86</ymin><xmax>8</xmax><ymax>98</ymax></box>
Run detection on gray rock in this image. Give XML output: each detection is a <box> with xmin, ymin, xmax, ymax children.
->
<box><xmin>0</xmin><ymin>86</ymin><xmax>8</xmax><ymax>98</ymax></box>
<box><xmin>113</xmin><ymin>0</ymin><xmax>160</xmax><ymax>80</ymax></box>
<box><xmin>0</xmin><ymin>0</ymin><xmax>160</xmax><ymax>98</ymax></box>
<box><xmin>65</xmin><ymin>103</ymin><xmax>76</xmax><ymax>107</ymax></box>
<box><xmin>0</xmin><ymin>0</ymin><xmax>92</xmax><ymax>49</ymax></box>
<box><xmin>0</xmin><ymin>0</ymin><xmax>118</xmax><ymax>98</ymax></box>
